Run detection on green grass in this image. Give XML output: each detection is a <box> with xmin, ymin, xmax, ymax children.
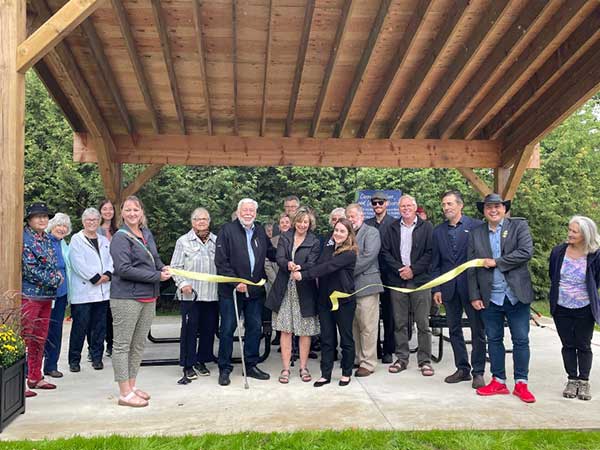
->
<box><xmin>2</xmin><ymin>430</ymin><xmax>600</xmax><ymax>450</ymax></box>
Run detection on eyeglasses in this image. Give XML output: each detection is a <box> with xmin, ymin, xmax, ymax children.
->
<box><xmin>84</xmin><ymin>218</ymin><xmax>99</xmax><ymax>223</ymax></box>
<box><xmin>371</xmin><ymin>200</ymin><xmax>385</xmax><ymax>206</ymax></box>
<box><xmin>192</xmin><ymin>217</ymin><xmax>209</xmax><ymax>222</ymax></box>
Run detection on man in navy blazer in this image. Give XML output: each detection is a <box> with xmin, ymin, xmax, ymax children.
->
<box><xmin>431</xmin><ymin>190</ymin><xmax>485</xmax><ymax>388</ymax></box>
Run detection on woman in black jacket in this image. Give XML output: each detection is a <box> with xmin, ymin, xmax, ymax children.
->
<box><xmin>293</xmin><ymin>218</ymin><xmax>358</xmax><ymax>387</ymax></box>
<box><xmin>266</xmin><ymin>208</ymin><xmax>321</xmax><ymax>383</ymax></box>
<box><xmin>549</xmin><ymin>215</ymin><xmax>600</xmax><ymax>401</ymax></box>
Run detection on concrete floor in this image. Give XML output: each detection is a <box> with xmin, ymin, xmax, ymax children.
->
<box><xmin>2</xmin><ymin>315</ymin><xmax>600</xmax><ymax>440</ymax></box>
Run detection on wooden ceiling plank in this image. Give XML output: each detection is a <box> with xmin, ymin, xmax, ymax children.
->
<box><xmin>310</xmin><ymin>0</ymin><xmax>355</xmax><ymax>137</ymax></box>
<box><xmin>285</xmin><ymin>0</ymin><xmax>316</xmax><ymax>137</ymax></box>
<box><xmin>460</xmin><ymin>0</ymin><xmax>594</xmax><ymax>140</ymax></box>
<box><xmin>111</xmin><ymin>0</ymin><xmax>160</xmax><ymax>134</ymax></box>
<box><xmin>387</xmin><ymin>0</ymin><xmax>470</xmax><ymax>138</ymax></box>
<box><xmin>502</xmin><ymin>38</ymin><xmax>600</xmax><ymax>167</ymax></box>
<box><xmin>122</xmin><ymin>164</ymin><xmax>165</xmax><ymax>200</ymax></box>
<box><xmin>435</xmin><ymin>0</ymin><xmax>554</xmax><ymax>140</ymax></box>
<box><xmin>406</xmin><ymin>0</ymin><xmax>512</xmax><ymax>139</ymax></box>
<box><xmin>482</xmin><ymin>7</ymin><xmax>600</xmax><ymax>140</ymax></box>
<box><xmin>150</xmin><ymin>0</ymin><xmax>186</xmax><ymax>135</ymax></box>
<box><xmin>232</xmin><ymin>0</ymin><xmax>239</xmax><ymax>136</ymax></box>
<box><xmin>81</xmin><ymin>19</ymin><xmax>134</xmax><ymax>136</ymax></box>
<box><xmin>457</xmin><ymin>168</ymin><xmax>492</xmax><ymax>197</ymax></box>
<box><xmin>334</xmin><ymin>0</ymin><xmax>392</xmax><ymax>138</ymax></box>
<box><xmin>17</xmin><ymin>0</ymin><xmax>105</xmax><ymax>73</ymax></box>
<box><xmin>358</xmin><ymin>0</ymin><xmax>434</xmax><ymax>138</ymax></box>
<box><xmin>192</xmin><ymin>0</ymin><xmax>213</xmax><ymax>135</ymax></box>
<box><xmin>260</xmin><ymin>0</ymin><xmax>273</xmax><ymax>137</ymax></box>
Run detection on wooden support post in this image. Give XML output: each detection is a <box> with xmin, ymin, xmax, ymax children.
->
<box><xmin>457</xmin><ymin>168</ymin><xmax>492</xmax><ymax>197</ymax></box>
<box><xmin>502</xmin><ymin>143</ymin><xmax>538</xmax><ymax>200</ymax></box>
<box><xmin>494</xmin><ymin>167</ymin><xmax>510</xmax><ymax>196</ymax></box>
<box><xmin>0</xmin><ymin>0</ymin><xmax>26</xmax><ymax>309</ymax></box>
<box><xmin>121</xmin><ymin>164</ymin><xmax>165</xmax><ymax>201</ymax></box>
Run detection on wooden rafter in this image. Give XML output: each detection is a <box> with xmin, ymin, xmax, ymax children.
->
<box><xmin>34</xmin><ymin>58</ymin><xmax>84</xmax><ymax>131</ymax></box>
<box><xmin>285</xmin><ymin>0</ymin><xmax>315</xmax><ymax>137</ymax></box>
<box><xmin>122</xmin><ymin>164</ymin><xmax>165</xmax><ymax>200</ymax></box>
<box><xmin>232</xmin><ymin>0</ymin><xmax>239</xmax><ymax>136</ymax></box>
<box><xmin>74</xmin><ymin>133</ymin><xmax>502</xmax><ymax>169</ymax></box>
<box><xmin>387</xmin><ymin>0</ymin><xmax>469</xmax><ymax>138</ymax></box>
<box><xmin>310</xmin><ymin>0</ymin><xmax>354</xmax><ymax>137</ymax></box>
<box><xmin>435</xmin><ymin>0</ymin><xmax>553</xmax><ymax>139</ymax></box>
<box><xmin>482</xmin><ymin>7</ymin><xmax>600</xmax><ymax>140</ymax></box>
<box><xmin>334</xmin><ymin>0</ymin><xmax>391</xmax><ymax>138</ymax></box>
<box><xmin>81</xmin><ymin>19</ymin><xmax>134</xmax><ymax>136</ymax></box>
<box><xmin>150</xmin><ymin>0</ymin><xmax>186</xmax><ymax>135</ymax></box>
<box><xmin>30</xmin><ymin>0</ymin><xmax>119</xmax><ymax>201</ymax></box>
<box><xmin>192</xmin><ymin>0</ymin><xmax>212</xmax><ymax>135</ymax></box>
<box><xmin>111</xmin><ymin>0</ymin><xmax>160</xmax><ymax>134</ymax></box>
<box><xmin>457</xmin><ymin>168</ymin><xmax>492</xmax><ymax>197</ymax></box>
<box><xmin>502</xmin><ymin>38</ymin><xmax>600</xmax><ymax>167</ymax></box>
<box><xmin>260</xmin><ymin>0</ymin><xmax>273</xmax><ymax>137</ymax></box>
<box><xmin>502</xmin><ymin>144</ymin><xmax>538</xmax><ymax>200</ymax></box>
<box><xmin>460</xmin><ymin>0</ymin><xmax>593</xmax><ymax>140</ymax></box>
<box><xmin>17</xmin><ymin>0</ymin><xmax>104</xmax><ymax>73</ymax></box>
<box><xmin>358</xmin><ymin>0</ymin><xmax>433</xmax><ymax>138</ymax></box>
<box><xmin>405</xmin><ymin>0</ymin><xmax>512</xmax><ymax>139</ymax></box>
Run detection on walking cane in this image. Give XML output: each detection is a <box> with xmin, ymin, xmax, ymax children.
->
<box><xmin>233</xmin><ymin>288</ymin><xmax>250</xmax><ymax>389</ymax></box>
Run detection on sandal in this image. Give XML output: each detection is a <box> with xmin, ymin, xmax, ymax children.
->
<box><xmin>118</xmin><ymin>391</ymin><xmax>148</xmax><ymax>408</ymax></box>
<box><xmin>388</xmin><ymin>360</ymin><xmax>407</xmax><ymax>374</ymax></box>
<box><xmin>132</xmin><ymin>386</ymin><xmax>151</xmax><ymax>400</ymax></box>
<box><xmin>299</xmin><ymin>368</ymin><xmax>312</xmax><ymax>382</ymax></box>
<box><xmin>420</xmin><ymin>364</ymin><xmax>435</xmax><ymax>377</ymax></box>
<box><xmin>27</xmin><ymin>378</ymin><xmax>57</xmax><ymax>390</ymax></box>
<box><xmin>278</xmin><ymin>369</ymin><xmax>290</xmax><ymax>384</ymax></box>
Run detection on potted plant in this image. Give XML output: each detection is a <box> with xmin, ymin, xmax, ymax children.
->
<box><xmin>0</xmin><ymin>307</ymin><xmax>26</xmax><ymax>433</ymax></box>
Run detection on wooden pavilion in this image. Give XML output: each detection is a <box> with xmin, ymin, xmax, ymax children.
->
<box><xmin>2</xmin><ymin>0</ymin><xmax>600</xmax><ymax>303</ymax></box>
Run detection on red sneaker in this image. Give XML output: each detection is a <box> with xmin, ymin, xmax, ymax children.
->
<box><xmin>476</xmin><ymin>377</ymin><xmax>510</xmax><ymax>396</ymax></box>
<box><xmin>513</xmin><ymin>382</ymin><xmax>536</xmax><ymax>403</ymax></box>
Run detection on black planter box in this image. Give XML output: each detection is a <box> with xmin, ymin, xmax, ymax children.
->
<box><xmin>0</xmin><ymin>357</ymin><xmax>26</xmax><ymax>433</ymax></box>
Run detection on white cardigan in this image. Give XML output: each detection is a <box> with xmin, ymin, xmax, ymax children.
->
<box><xmin>68</xmin><ymin>230</ymin><xmax>114</xmax><ymax>304</ymax></box>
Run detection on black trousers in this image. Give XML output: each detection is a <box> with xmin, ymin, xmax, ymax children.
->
<box><xmin>318</xmin><ymin>298</ymin><xmax>356</xmax><ymax>379</ymax></box>
<box><xmin>378</xmin><ymin>288</ymin><xmax>395</xmax><ymax>356</ymax></box>
<box><xmin>553</xmin><ymin>304</ymin><xmax>595</xmax><ymax>381</ymax></box>
<box><xmin>180</xmin><ymin>301</ymin><xmax>219</xmax><ymax>368</ymax></box>
<box><xmin>69</xmin><ymin>301</ymin><xmax>108</xmax><ymax>365</ymax></box>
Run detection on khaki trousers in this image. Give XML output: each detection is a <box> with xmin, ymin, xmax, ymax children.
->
<box><xmin>352</xmin><ymin>293</ymin><xmax>380</xmax><ymax>371</ymax></box>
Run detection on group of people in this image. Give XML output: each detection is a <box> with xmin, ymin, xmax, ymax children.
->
<box><xmin>20</xmin><ymin>191</ymin><xmax>600</xmax><ymax>407</ymax></box>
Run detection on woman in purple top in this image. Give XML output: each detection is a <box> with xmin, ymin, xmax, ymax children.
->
<box><xmin>549</xmin><ymin>216</ymin><xmax>600</xmax><ymax>401</ymax></box>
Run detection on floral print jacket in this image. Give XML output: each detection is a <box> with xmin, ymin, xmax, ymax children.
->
<box><xmin>22</xmin><ymin>225</ymin><xmax>62</xmax><ymax>300</ymax></box>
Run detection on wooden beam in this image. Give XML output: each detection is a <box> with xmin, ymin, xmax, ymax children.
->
<box><xmin>502</xmin><ymin>38</ymin><xmax>600</xmax><ymax>167</ymax></box>
<box><xmin>150</xmin><ymin>0</ymin><xmax>186</xmax><ymax>135</ymax></box>
<box><xmin>435</xmin><ymin>0</ymin><xmax>553</xmax><ymax>139</ymax></box>
<box><xmin>260</xmin><ymin>0</ymin><xmax>273</xmax><ymax>137</ymax></box>
<box><xmin>17</xmin><ymin>0</ymin><xmax>104</xmax><ymax>73</ymax></box>
<box><xmin>460</xmin><ymin>0</ymin><xmax>593</xmax><ymax>140</ymax></box>
<box><xmin>503</xmin><ymin>143</ymin><xmax>538</xmax><ymax>200</ymax></box>
<box><xmin>482</xmin><ymin>7</ymin><xmax>600</xmax><ymax>140</ymax></box>
<box><xmin>405</xmin><ymin>0</ymin><xmax>512</xmax><ymax>138</ymax></box>
<box><xmin>34</xmin><ymin>58</ymin><xmax>84</xmax><ymax>131</ymax></box>
<box><xmin>457</xmin><ymin>169</ymin><xmax>492</xmax><ymax>197</ymax></box>
<box><xmin>387</xmin><ymin>0</ymin><xmax>469</xmax><ymax>137</ymax></box>
<box><xmin>74</xmin><ymin>133</ymin><xmax>502</xmax><ymax>169</ymax></box>
<box><xmin>334</xmin><ymin>0</ymin><xmax>391</xmax><ymax>138</ymax></box>
<box><xmin>232</xmin><ymin>0</ymin><xmax>239</xmax><ymax>136</ymax></box>
<box><xmin>494</xmin><ymin>167</ymin><xmax>510</xmax><ymax>196</ymax></box>
<box><xmin>29</xmin><ymin>0</ymin><xmax>119</xmax><ymax>201</ymax></box>
<box><xmin>121</xmin><ymin>164</ymin><xmax>165</xmax><ymax>200</ymax></box>
<box><xmin>111</xmin><ymin>0</ymin><xmax>160</xmax><ymax>134</ymax></box>
<box><xmin>358</xmin><ymin>0</ymin><xmax>433</xmax><ymax>138</ymax></box>
<box><xmin>192</xmin><ymin>0</ymin><xmax>212</xmax><ymax>135</ymax></box>
<box><xmin>81</xmin><ymin>19</ymin><xmax>134</xmax><ymax>136</ymax></box>
<box><xmin>1</xmin><ymin>0</ymin><xmax>26</xmax><ymax>309</ymax></box>
<box><xmin>285</xmin><ymin>0</ymin><xmax>315</xmax><ymax>137</ymax></box>
<box><xmin>310</xmin><ymin>0</ymin><xmax>354</xmax><ymax>137</ymax></box>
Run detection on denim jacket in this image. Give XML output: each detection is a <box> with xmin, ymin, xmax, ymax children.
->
<box><xmin>22</xmin><ymin>226</ymin><xmax>63</xmax><ymax>300</ymax></box>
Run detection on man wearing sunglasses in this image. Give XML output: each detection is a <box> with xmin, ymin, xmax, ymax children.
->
<box><xmin>365</xmin><ymin>192</ymin><xmax>396</xmax><ymax>364</ymax></box>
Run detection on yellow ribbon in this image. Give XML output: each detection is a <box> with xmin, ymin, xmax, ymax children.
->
<box><xmin>329</xmin><ymin>258</ymin><xmax>486</xmax><ymax>311</ymax></box>
<box><xmin>169</xmin><ymin>268</ymin><xmax>266</xmax><ymax>287</ymax></box>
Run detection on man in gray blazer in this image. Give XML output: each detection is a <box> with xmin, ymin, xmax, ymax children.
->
<box><xmin>468</xmin><ymin>193</ymin><xmax>536</xmax><ymax>403</ymax></box>
<box><xmin>346</xmin><ymin>203</ymin><xmax>383</xmax><ymax>377</ymax></box>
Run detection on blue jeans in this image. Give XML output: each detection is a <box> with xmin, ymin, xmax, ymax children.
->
<box><xmin>481</xmin><ymin>298</ymin><xmax>530</xmax><ymax>381</ymax></box>
<box><xmin>43</xmin><ymin>295</ymin><xmax>68</xmax><ymax>373</ymax></box>
<box><xmin>68</xmin><ymin>301</ymin><xmax>109</xmax><ymax>365</ymax></box>
<box><xmin>218</xmin><ymin>294</ymin><xmax>263</xmax><ymax>373</ymax></box>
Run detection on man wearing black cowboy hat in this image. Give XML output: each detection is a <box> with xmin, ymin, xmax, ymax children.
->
<box><xmin>467</xmin><ymin>193</ymin><xmax>536</xmax><ymax>403</ymax></box>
